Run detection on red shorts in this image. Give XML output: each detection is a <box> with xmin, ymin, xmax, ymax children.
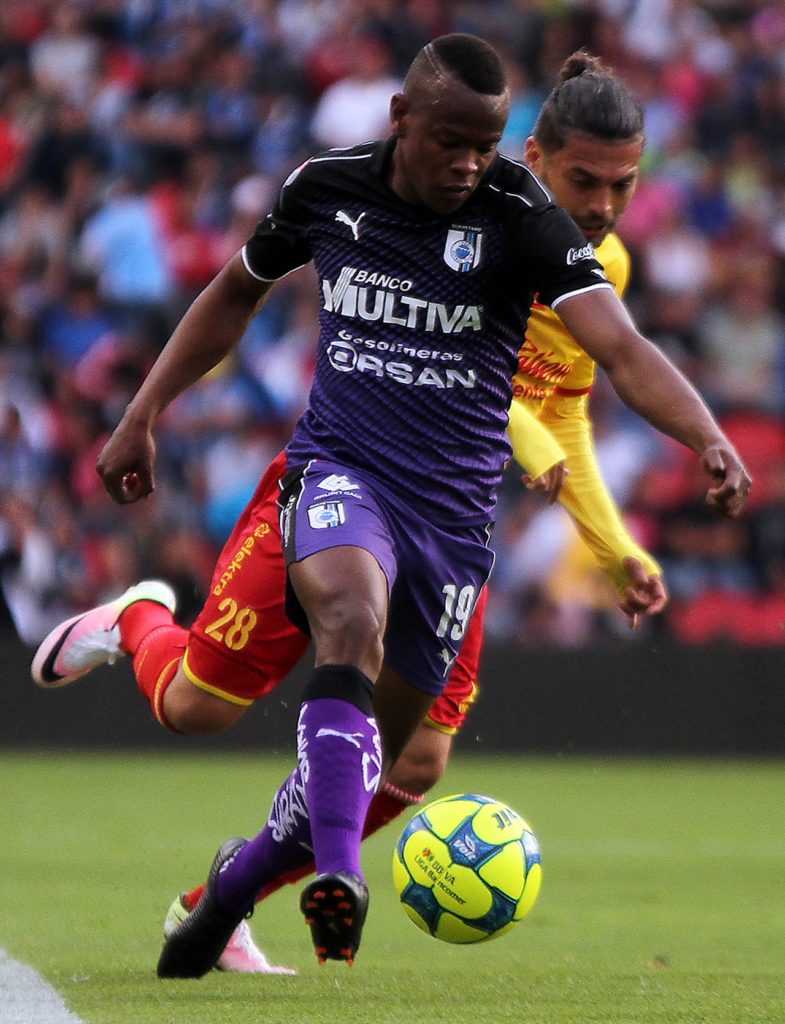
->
<box><xmin>184</xmin><ymin>451</ymin><xmax>484</xmax><ymax>731</ymax></box>
<box><xmin>185</xmin><ymin>451</ymin><xmax>308</xmax><ymax>706</ymax></box>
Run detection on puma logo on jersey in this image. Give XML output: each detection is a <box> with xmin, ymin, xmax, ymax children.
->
<box><xmin>439</xmin><ymin>646</ymin><xmax>456</xmax><ymax>670</ymax></box>
<box><xmin>335</xmin><ymin>209</ymin><xmax>366</xmax><ymax>240</ymax></box>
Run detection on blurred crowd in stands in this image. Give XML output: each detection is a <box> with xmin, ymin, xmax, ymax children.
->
<box><xmin>1</xmin><ymin>0</ymin><xmax>784</xmax><ymax>650</ymax></box>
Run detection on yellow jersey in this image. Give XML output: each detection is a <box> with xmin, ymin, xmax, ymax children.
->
<box><xmin>506</xmin><ymin>233</ymin><xmax>661</xmax><ymax>595</ymax></box>
<box><xmin>513</xmin><ymin>232</ymin><xmax>630</xmax><ymax>401</ymax></box>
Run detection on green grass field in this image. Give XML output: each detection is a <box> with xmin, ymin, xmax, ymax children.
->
<box><xmin>2</xmin><ymin>751</ymin><xmax>784</xmax><ymax>1024</ymax></box>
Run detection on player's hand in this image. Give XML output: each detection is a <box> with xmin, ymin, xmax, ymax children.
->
<box><xmin>619</xmin><ymin>556</ymin><xmax>668</xmax><ymax>630</ymax></box>
<box><xmin>700</xmin><ymin>443</ymin><xmax>751</xmax><ymax>518</ymax></box>
<box><xmin>522</xmin><ymin>462</ymin><xmax>568</xmax><ymax>506</ymax></box>
<box><xmin>96</xmin><ymin>416</ymin><xmax>157</xmax><ymax>504</ymax></box>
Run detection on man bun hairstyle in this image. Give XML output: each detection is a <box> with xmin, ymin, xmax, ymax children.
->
<box><xmin>533</xmin><ymin>49</ymin><xmax>644</xmax><ymax>150</ymax></box>
<box><xmin>409</xmin><ymin>33</ymin><xmax>507</xmax><ymax>96</ymax></box>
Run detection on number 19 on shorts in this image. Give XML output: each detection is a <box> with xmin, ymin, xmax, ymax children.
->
<box><xmin>436</xmin><ymin>584</ymin><xmax>476</xmax><ymax>642</ymax></box>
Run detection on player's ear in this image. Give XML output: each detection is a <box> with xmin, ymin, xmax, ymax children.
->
<box><xmin>390</xmin><ymin>93</ymin><xmax>408</xmax><ymax>137</ymax></box>
<box><xmin>523</xmin><ymin>135</ymin><xmax>542</xmax><ymax>173</ymax></box>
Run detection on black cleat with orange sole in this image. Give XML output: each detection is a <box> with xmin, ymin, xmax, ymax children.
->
<box><xmin>300</xmin><ymin>871</ymin><xmax>369</xmax><ymax>966</ymax></box>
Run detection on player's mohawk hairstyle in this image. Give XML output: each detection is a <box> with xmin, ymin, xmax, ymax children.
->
<box><xmin>419</xmin><ymin>34</ymin><xmax>507</xmax><ymax>95</ymax></box>
<box><xmin>534</xmin><ymin>50</ymin><xmax>644</xmax><ymax>150</ymax></box>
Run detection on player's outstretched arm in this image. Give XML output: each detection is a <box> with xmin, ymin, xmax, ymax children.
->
<box><xmin>555</xmin><ymin>288</ymin><xmax>751</xmax><ymax>517</ymax></box>
<box><xmin>508</xmin><ymin>389</ymin><xmax>665</xmax><ymax>626</ymax></box>
<box><xmin>537</xmin><ymin>389</ymin><xmax>666</xmax><ymax>624</ymax></box>
<box><xmin>506</xmin><ymin>399</ymin><xmax>568</xmax><ymax>506</ymax></box>
<box><xmin>97</xmin><ymin>254</ymin><xmax>273</xmax><ymax>503</ymax></box>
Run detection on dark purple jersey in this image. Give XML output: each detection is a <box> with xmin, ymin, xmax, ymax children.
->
<box><xmin>243</xmin><ymin>138</ymin><xmax>611</xmax><ymax>524</ymax></box>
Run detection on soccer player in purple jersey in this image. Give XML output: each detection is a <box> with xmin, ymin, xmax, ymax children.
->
<box><xmin>73</xmin><ymin>35</ymin><xmax>748</xmax><ymax>970</ymax></box>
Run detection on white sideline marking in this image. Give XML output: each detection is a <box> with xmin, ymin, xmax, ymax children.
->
<box><xmin>0</xmin><ymin>948</ymin><xmax>86</xmax><ymax>1024</ymax></box>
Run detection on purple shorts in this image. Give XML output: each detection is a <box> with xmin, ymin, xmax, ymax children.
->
<box><xmin>278</xmin><ymin>460</ymin><xmax>494</xmax><ymax>695</ymax></box>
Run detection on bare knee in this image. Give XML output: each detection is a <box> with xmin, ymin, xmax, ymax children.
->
<box><xmin>313</xmin><ymin>600</ymin><xmax>385</xmax><ymax>670</ymax></box>
<box><xmin>162</xmin><ymin>672</ymin><xmax>248</xmax><ymax>735</ymax></box>
<box><xmin>387</xmin><ymin>725</ymin><xmax>452</xmax><ymax>797</ymax></box>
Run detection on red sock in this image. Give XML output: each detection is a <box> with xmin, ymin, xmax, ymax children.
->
<box><xmin>131</xmin><ymin>624</ymin><xmax>188</xmax><ymax>731</ymax></box>
<box><xmin>182</xmin><ymin>886</ymin><xmax>205</xmax><ymax>910</ymax></box>
<box><xmin>363</xmin><ymin>783</ymin><xmax>422</xmax><ymax>835</ymax></box>
<box><xmin>119</xmin><ymin>601</ymin><xmax>176</xmax><ymax>655</ymax></box>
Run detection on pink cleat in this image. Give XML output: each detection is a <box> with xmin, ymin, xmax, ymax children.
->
<box><xmin>162</xmin><ymin>893</ymin><xmax>296</xmax><ymax>975</ymax></box>
<box><xmin>31</xmin><ymin>580</ymin><xmax>177</xmax><ymax>688</ymax></box>
<box><xmin>218</xmin><ymin>920</ymin><xmax>297</xmax><ymax>975</ymax></box>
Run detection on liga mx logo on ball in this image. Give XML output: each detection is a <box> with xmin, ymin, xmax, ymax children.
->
<box><xmin>392</xmin><ymin>793</ymin><xmax>542</xmax><ymax>943</ymax></box>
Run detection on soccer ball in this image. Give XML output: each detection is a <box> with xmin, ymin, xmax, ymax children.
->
<box><xmin>392</xmin><ymin>793</ymin><xmax>542</xmax><ymax>944</ymax></box>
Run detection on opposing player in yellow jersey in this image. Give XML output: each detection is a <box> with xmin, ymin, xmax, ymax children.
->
<box><xmin>391</xmin><ymin>46</ymin><xmax>667</xmax><ymax>802</ymax></box>
<box><xmin>153</xmin><ymin>50</ymin><xmax>671</xmax><ymax>972</ymax></box>
<box><xmin>508</xmin><ymin>51</ymin><xmax>664</xmax><ymax>620</ymax></box>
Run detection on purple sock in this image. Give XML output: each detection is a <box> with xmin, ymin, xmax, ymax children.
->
<box><xmin>299</xmin><ymin>697</ymin><xmax>381</xmax><ymax>878</ymax></box>
<box><xmin>213</xmin><ymin>698</ymin><xmax>381</xmax><ymax>916</ymax></box>
<box><xmin>214</xmin><ymin>665</ymin><xmax>380</xmax><ymax>916</ymax></box>
<box><xmin>215</xmin><ymin>765</ymin><xmax>314</xmax><ymax>918</ymax></box>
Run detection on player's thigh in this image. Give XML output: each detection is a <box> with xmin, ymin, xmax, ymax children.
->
<box><xmin>163</xmin><ymin>664</ymin><xmax>249</xmax><ymax>733</ymax></box>
<box><xmin>289</xmin><ymin>545</ymin><xmax>389</xmax><ymax>645</ymax></box>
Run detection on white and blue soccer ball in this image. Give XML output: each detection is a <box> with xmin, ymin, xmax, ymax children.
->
<box><xmin>392</xmin><ymin>793</ymin><xmax>542</xmax><ymax>943</ymax></box>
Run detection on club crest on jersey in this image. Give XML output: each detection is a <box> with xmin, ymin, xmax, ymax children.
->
<box><xmin>308</xmin><ymin>501</ymin><xmax>346</xmax><ymax>529</ymax></box>
<box><xmin>443</xmin><ymin>227</ymin><xmax>483</xmax><ymax>273</ymax></box>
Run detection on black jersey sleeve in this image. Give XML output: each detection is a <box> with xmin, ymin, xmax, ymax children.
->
<box><xmin>241</xmin><ymin>161</ymin><xmax>314</xmax><ymax>281</ymax></box>
<box><xmin>518</xmin><ymin>203</ymin><xmax>614</xmax><ymax>309</ymax></box>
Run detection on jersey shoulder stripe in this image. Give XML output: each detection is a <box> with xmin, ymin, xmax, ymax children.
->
<box><xmin>487</xmin><ymin>183</ymin><xmax>534</xmax><ymax>207</ymax></box>
<box><xmin>260</xmin><ymin>143</ymin><xmax>380</xmax><ymax>213</ymax></box>
<box><xmin>489</xmin><ymin>154</ymin><xmax>552</xmax><ymax>206</ymax></box>
<box><xmin>309</xmin><ymin>146</ymin><xmax>376</xmax><ymax>166</ymax></box>
<box><xmin>550</xmin><ymin>280</ymin><xmax>614</xmax><ymax>310</ymax></box>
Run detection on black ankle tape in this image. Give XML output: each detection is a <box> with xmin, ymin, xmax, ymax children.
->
<box><xmin>302</xmin><ymin>665</ymin><xmax>374</xmax><ymax>714</ymax></box>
